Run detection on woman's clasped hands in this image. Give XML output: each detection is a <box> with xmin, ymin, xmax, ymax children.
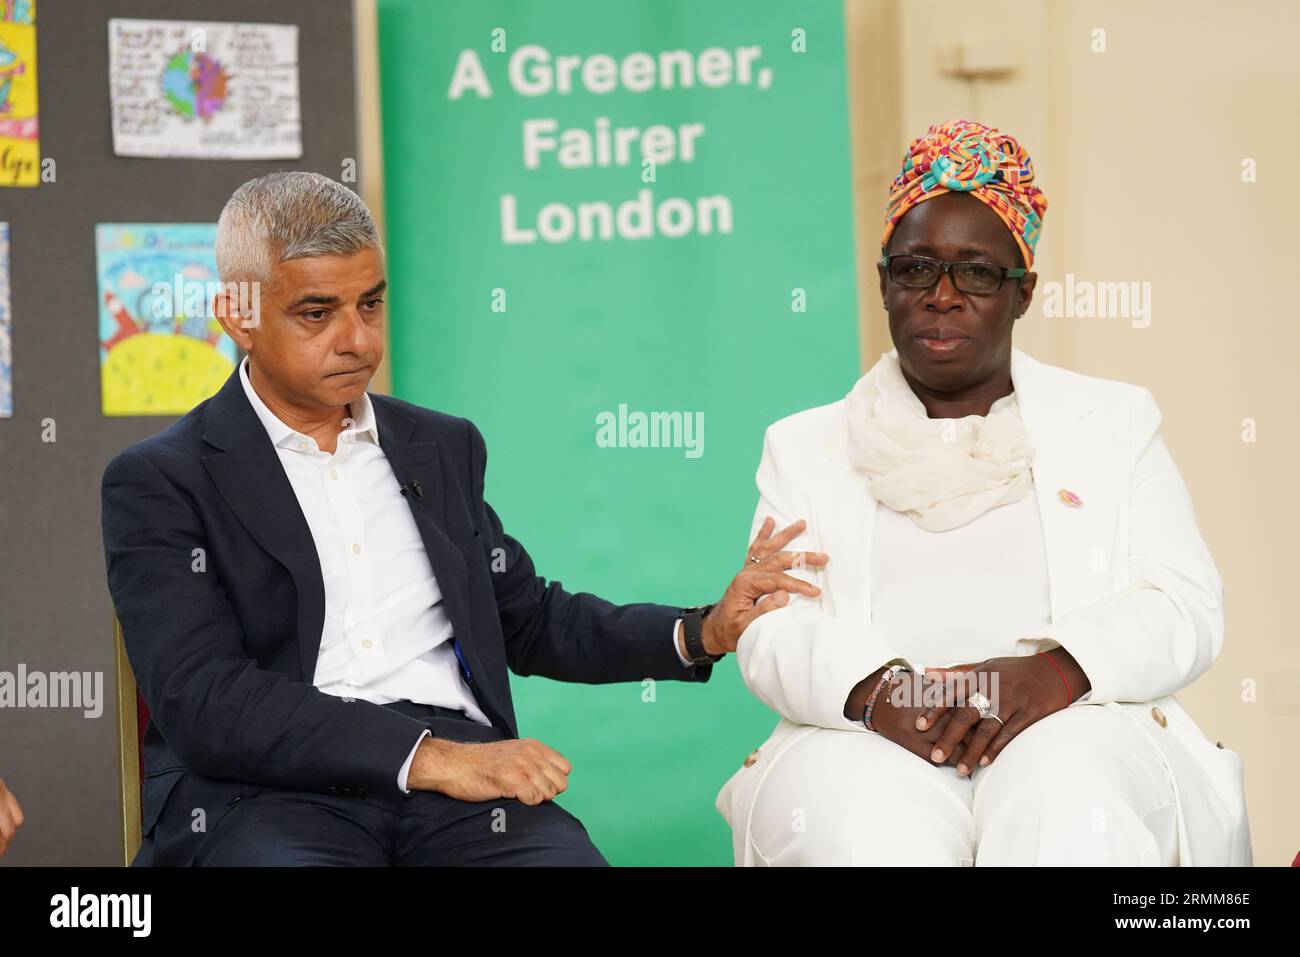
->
<box><xmin>873</xmin><ymin>652</ymin><xmax>1086</xmax><ymax>776</ymax></box>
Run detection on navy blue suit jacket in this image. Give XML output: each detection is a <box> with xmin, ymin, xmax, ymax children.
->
<box><xmin>101</xmin><ymin>368</ymin><xmax>711</xmax><ymax>862</ymax></box>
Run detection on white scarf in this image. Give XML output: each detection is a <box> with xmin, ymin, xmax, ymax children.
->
<box><xmin>845</xmin><ymin>351</ymin><xmax>1035</xmax><ymax>532</ymax></box>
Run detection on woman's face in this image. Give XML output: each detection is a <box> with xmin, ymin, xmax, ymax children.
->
<box><xmin>878</xmin><ymin>191</ymin><xmax>1037</xmax><ymax>396</ymax></box>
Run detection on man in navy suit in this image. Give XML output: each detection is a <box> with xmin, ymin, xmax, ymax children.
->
<box><xmin>101</xmin><ymin>171</ymin><xmax>822</xmax><ymax>866</ymax></box>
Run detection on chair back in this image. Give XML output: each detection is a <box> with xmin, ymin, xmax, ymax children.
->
<box><xmin>113</xmin><ymin>614</ymin><xmax>142</xmax><ymax>866</ymax></box>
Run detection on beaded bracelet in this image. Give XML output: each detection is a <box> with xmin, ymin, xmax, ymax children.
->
<box><xmin>862</xmin><ymin>664</ymin><xmax>908</xmax><ymax>732</ymax></box>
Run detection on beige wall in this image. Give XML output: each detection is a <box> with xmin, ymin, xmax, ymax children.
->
<box><xmin>846</xmin><ymin>0</ymin><xmax>1299</xmax><ymax>865</ymax></box>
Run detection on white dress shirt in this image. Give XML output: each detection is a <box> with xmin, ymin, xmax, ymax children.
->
<box><xmin>870</xmin><ymin>484</ymin><xmax>1092</xmax><ymax>703</ymax></box>
<box><xmin>239</xmin><ymin>357</ymin><xmax>697</xmax><ymax>794</ymax></box>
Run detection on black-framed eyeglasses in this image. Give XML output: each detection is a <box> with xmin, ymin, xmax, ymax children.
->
<box><xmin>879</xmin><ymin>254</ymin><xmax>1027</xmax><ymax>295</ymax></box>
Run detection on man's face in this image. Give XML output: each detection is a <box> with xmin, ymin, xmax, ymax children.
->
<box><xmin>224</xmin><ymin>247</ymin><xmax>387</xmax><ymax>411</ymax></box>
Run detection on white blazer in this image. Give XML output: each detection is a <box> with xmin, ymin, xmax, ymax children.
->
<box><xmin>716</xmin><ymin>346</ymin><xmax>1252</xmax><ymax>867</ymax></box>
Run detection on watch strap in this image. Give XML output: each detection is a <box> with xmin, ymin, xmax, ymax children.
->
<box><xmin>681</xmin><ymin>604</ymin><xmax>723</xmax><ymax>665</ymax></box>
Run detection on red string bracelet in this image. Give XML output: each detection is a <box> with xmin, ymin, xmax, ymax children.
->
<box><xmin>1037</xmin><ymin>651</ymin><xmax>1072</xmax><ymax>705</ymax></box>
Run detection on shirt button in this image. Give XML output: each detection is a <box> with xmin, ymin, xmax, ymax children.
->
<box><xmin>330</xmin><ymin>469</ymin><xmax>339</xmax><ymax>480</ymax></box>
<box><xmin>297</xmin><ymin>441</ymin><xmax>308</xmax><ymax>450</ymax></box>
<box><xmin>742</xmin><ymin>748</ymin><xmax>762</xmax><ymax>768</ymax></box>
<box><xmin>361</xmin><ymin>639</ymin><xmax>373</xmax><ymax>650</ymax></box>
<box><xmin>351</xmin><ymin>543</ymin><xmax>360</xmax><ymax>554</ymax></box>
<box><xmin>1150</xmin><ymin>706</ymin><xmax>1167</xmax><ymax>728</ymax></box>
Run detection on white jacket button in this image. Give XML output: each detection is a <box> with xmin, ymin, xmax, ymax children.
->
<box><xmin>1151</xmin><ymin>706</ymin><xmax>1167</xmax><ymax>728</ymax></box>
<box><xmin>742</xmin><ymin>748</ymin><xmax>761</xmax><ymax>768</ymax></box>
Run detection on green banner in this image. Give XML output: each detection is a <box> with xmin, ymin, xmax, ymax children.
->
<box><xmin>379</xmin><ymin>0</ymin><xmax>859</xmax><ymax>865</ymax></box>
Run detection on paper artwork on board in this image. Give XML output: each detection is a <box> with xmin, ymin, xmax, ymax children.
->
<box><xmin>0</xmin><ymin>222</ymin><xmax>11</xmax><ymax>416</ymax></box>
<box><xmin>97</xmin><ymin>224</ymin><xmax>239</xmax><ymax>416</ymax></box>
<box><xmin>108</xmin><ymin>17</ymin><xmax>301</xmax><ymax>159</ymax></box>
<box><xmin>0</xmin><ymin>0</ymin><xmax>41</xmax><ymax>187</ymax></box>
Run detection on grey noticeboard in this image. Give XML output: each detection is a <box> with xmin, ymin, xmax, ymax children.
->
<box><xmin>0</xmin><ymin>0</ymin><xmax>359</xmax><ymax>866</ymax></box>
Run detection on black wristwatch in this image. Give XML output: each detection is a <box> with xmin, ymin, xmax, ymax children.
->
<box><xmin>681</xmin><ymin>604</ymin><xmax>724</xmax><ymax>666</ymax></box>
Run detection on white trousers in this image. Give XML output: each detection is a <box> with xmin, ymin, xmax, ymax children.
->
<box><xmin>745</xmin><ymin>703</ymin><xmax>1180</xmax><ymax>866</ymax></box>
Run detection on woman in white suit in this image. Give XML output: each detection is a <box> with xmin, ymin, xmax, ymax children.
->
<box><xmin>713</xmin><ymin>119</ymin><xmax>1250</xmax><ymax>866</ymax></box>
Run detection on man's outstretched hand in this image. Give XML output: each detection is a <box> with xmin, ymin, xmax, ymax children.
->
<box><xmin>694</xmin><ymin>517</ymin><xmax>829</xmax><ymax>657</ymax></box>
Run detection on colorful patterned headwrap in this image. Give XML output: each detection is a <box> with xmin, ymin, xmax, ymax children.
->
<box><xmin>881</xmin><ymin>119</ymin><xmax>1048</xmax><ymax>270</ymax></box>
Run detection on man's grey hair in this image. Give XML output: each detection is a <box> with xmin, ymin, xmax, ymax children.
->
<box><xmin>215</xmin><ymin>171</ymin><xmax>384</xmax><ymax>287</ymax></box>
